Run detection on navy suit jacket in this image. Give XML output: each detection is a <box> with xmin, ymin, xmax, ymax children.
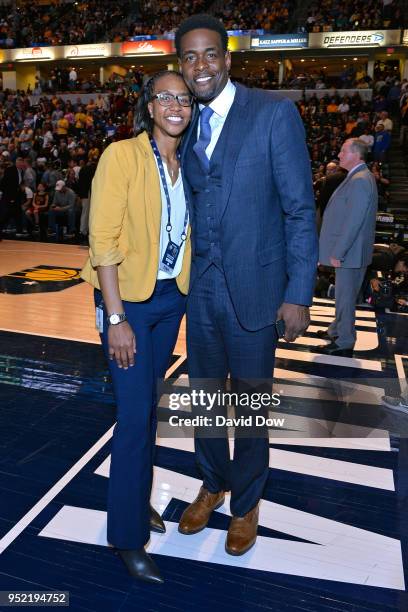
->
<box><xmin>182</xmin><ymin>83</ymin><xmax>318</xmax><ymax>331</ymax></box>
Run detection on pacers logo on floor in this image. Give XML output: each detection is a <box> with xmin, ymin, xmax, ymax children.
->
<box><xmin>0</xmin><ymin>265</ymin><xmax>83</xmax><ymax>294</ymax></box>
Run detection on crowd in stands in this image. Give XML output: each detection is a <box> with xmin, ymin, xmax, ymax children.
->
<box><xmin>213</xmin><ymin>0</ymin><xmax>294</xmax><ymax>32</ymax></box>
<box><xmin>0</xmin><ymin>62</ymin><xmax>405</xmax><ymax>249</ymax></box>
<box><xmin>0</xmin><ymin>84</ymin><xmax>139</xmax><ymax>242</ymax></box>
<box><xmin>136</xmin><ymin>0</ymin><xmax>213</xmax><ymax>37</ymax></box>
<box><xmin>305</xmin><ymin>0</ymin><xmax>401</xmax><ymax>33</ymax></box>
<box><xmin>30</xmin><ymin>66</ymin><xmax>144</xmax><ymax>96</ymax></box>
<box><xmin>0</xmin><ymin>1</ymin><xmax>133</xmax><ymax>48</ymax></box>
<box><xmin>0</xmin><ymin>66</ymin><xmax>406</xmax><ymax>308</ymax></box>
<box><xmin>0</xmin><ymin>0</ymin><xmax>403</xmax><ymax>48</ymax></box>
<box><xmin>303</xmin><ymin>87</ymin><xmax>398</xmax><ymax>210</ymax></box>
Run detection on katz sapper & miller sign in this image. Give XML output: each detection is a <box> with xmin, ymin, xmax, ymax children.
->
<box><xmin>309</xmin><ymin>30</ymin><xmax>401</xmax><ymax>48</ymax></box>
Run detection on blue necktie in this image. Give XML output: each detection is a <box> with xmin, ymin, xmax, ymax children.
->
<box><xmin>193</xmin><ymin>106</ymin><xmax>214</xmax><ymax>172</ymax></box>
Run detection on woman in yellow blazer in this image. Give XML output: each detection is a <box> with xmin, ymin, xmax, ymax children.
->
<box><xmin>81</xmin><ymin>70</ymin><xmax>192</xmax><ymax>584</ymax></box>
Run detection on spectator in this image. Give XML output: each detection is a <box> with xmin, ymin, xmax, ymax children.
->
<box><xmin>23</xmin><ymin>158</ymin><xmax>36</xmax><ymax>191</ymax></box>
<box><xmin>372</xmin><ymin>123</ymin><xmax>391</xmax><ymax>162</ymax></box>
<box><xmin>0</xmin><ymin>156</ymin><xmax>24</xmax><ymax>239</ymax></box>
<box><xmin>376</xmin><ymin>110</ymin><xmax>393</xmax><ymax>132</ymax></box>
<box><xmin>371</xmin><ymin>161</ymin><xmax>390</xmax><ymax>210</ymax></box>
<box><xmin>368</xmin><ymin>253</ymin><xmax>408</xmax><ymax>312</ymax></box>
<box><xmin>69</xmin><ymin>68</ymin><xmax>78</xmax><ymax>90</ymax></box>
<box><xmin>359</xmin><ymin>127</ymin><xmax>375</xmax><ymax>154</ymax></box>
<box><xmin>30</xmin><ymin>183</ymin><xmax>49</xmax><ymax>233</ymax></box>
<box><xmin>48</xmin><ymin>180</ymin><xmax>76</xmax><ymax>237</ymax></box>
<box><xmin>400</xmin><ymin>97</ymin><xmax>408</xmax><ymax>148</ymax></box>
<box><xmin>316</xmin><ymin>161</ymin><xmax>347</xmax><ymax>223</ymax></box>
<box><xmin>21</xmin><ymin>181</ymin><xmax>35</xmax><ymax>234</ymax></box>
<box><xmin>77</xmin><ymin>158</ymin><xmax>97</xmax><ymax>240</ymax></box>
<box><xmin>338</xmin><ymin>97</ymin><xmax>350</xmax><ymax>114</ymax></box>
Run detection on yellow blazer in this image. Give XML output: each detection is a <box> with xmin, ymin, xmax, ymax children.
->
<box><xmin>80</xmin><ymin>131</ymin><xmax>191</xmax><ymax>301</ymax></box>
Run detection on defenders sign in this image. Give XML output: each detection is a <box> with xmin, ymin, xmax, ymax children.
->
<box><xmin>309</xmin><ymin>30</ymin><xmax>401</xmax><ymax>48</ymax></box>
<box><xmin>251</xmin><ymin>34</ymin><xmax>308</xmax><ymax>49</ymax></box>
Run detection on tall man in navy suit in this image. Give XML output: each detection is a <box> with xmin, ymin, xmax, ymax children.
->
<box><xmin>176</xmin><ymin>15</ymin><xmax>318</xmax><ymax>555</ymax></box>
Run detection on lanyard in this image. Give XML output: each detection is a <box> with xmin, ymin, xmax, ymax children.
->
<box><xmin>150</xmin><ymin>137</ymin><xmax>189</xmax><ymax>245</ymax></box>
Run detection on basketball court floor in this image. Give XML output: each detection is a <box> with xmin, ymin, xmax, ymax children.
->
<box><xmin>0</xmin><ymin>240</ymin><xmax>407</xmax><ymax>611</ymax></box>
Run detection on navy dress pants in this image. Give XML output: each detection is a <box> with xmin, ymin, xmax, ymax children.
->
<box><xmin>95</xmin><ymin>279</ymin><xmax>185</xmax><ymax>549</ymax></box>
<box><xmin>187</xmin><ymin>265</ymin><xmax>277</xmax><ymax>517</ymax></box>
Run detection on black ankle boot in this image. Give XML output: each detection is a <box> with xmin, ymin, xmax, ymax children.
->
<box><xmin>117</xmin><ymin>548</ymin><xmax>164</xmax><ymax>583</ymax></box>
<box><xmin>150</xmin><ymin>504</ymin><xmax>166</xmax><ymax>533</ymax></box>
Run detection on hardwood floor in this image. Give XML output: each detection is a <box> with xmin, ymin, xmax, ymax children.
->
<box><xmin>0</xmin><ymin>240</ymin><xmax>187</xmax><ymax>352</ymax></box>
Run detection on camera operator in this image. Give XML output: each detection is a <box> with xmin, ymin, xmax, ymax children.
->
<box><xmin>367</xmin><ymin>252</ymin><xmax>408</xmax><ymax>312</ymax></box>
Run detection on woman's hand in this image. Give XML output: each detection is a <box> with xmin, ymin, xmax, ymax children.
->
<box><xmin>108</xmin><ymin>321</ymin><xmax>136</xmax><ymax>369</ymax></box>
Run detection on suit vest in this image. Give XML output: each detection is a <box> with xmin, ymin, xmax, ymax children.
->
<box><xmin>184</xmin><ymin>109</ymin><xmax>234</xmax><ymax>276</ymax></box>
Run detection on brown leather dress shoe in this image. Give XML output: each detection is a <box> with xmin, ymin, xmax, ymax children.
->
<box><xmin>178</xmin><ymin>486</ymin><xmax>225</xmax><ymax>535</ymax></box>
<box><xmin>225</xmin><ymin>504</ymin><xmax>259</xmax><ymax>556</ymax></box>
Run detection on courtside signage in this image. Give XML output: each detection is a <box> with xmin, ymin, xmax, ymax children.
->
<box><xmin>121</xmin><ymin>40</ymin><xmax>174</xmax><ymax>55</ymax></box>
<box><xmin>11</xmin><ymin>46</ymin><xmax>55</xmax><ymax>61</ymax></box>
<box><xmin>64</xmin><ymin>44</ymin><xmax>112</xmax><ymax>58</ymax></box>
<box><xmin>251</xmin><ymin>34</ymin><xmax>308</xmax><ymax>49</ymax></box>
<box><xmin>309</xmin><ymin>30</ymin><xmax>401</xmax><ymax>48</ymax></box>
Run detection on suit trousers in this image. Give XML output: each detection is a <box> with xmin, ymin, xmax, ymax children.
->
<box><xmin>187</xmin><ymin>264</ymin><xmax>277</xmax><ymax>517</ymax></box>
<box><xmin>328</xmin><ymin>266</ymin><xmax>367</xmax><ymax>349</ymax></box>
<box><xmin>96</xmin><ymin>280</ymin><xmax>185</xmax><ymax>549</ymax></box>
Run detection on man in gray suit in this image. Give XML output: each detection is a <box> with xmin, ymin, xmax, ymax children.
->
<box><xmin>317</xmin><ymin>138</ymin><xmax>378</xmax><ymax>356</ymax></box>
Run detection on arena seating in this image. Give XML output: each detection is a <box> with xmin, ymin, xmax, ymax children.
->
<box><xmin>1</xmin><ymin>0</ymin><xmax>403</xmax><ymax>47</ymax></box>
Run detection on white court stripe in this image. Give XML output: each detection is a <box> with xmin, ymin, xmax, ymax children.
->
<box><xmin>0</xmin><ymin>354</ymin><xmax>187</xmax><ymax>555</ymax></box>
<box><xmin>269</xmin><ymin>448</ymin><xmax>394</xmax><ymax>490</ymax></box>
<box><xmin>395</xmin><ymin>355</ymin><xmax>407</xmax><ymax>390</ymax></box>
<box><xmin>0</xmin><ymin>326</ymin><xmax>101</xmax><ymax>345</ymax></box>
<box><xmin>154</xmin><ymin>436</ymin><xmax>391</xmax><ymax>453</ymax></box>
<box><xmin>276</xmin><ymin>348</ymin><xmax>382</xmax><ymax>371</ymax></box>
<box><xmin>313</xmin><ymin>297</ymin><xmax>336</xmax><ymax>304</ymax></box>
<box><xmin>274</xmin><ymin>368</ymin><xmax>387</xmax><ymax>400</ymax></box>
<box><xmin>0</xmin><ymin>424</ymin><xmax>115</xmax><ymax>555</ymax></box>
<box><xmin>310</xmin><ymin>315</ymin><xmax>377</xmax><ymax>327</ymax></box>
<box><xmin>38</xmin><ymin>469</ymin><xmax>405</xmax><ymax>590</ymax></box>
<box><xmin>270</xmin><ymin>437</ymin><xmax>391</xmax><ymax>451</ymax></box>
<box><xmin>281</xmin><ymin>331</ymin><xmax>378</xmax><ymax>351</ymax></box>
<box><xmin>96</xmin><ymin>426</ymin><xmax>393</xmax><ymax>489</ymax></box>
<box><xmin>306</xmin><ymin>326</ymin><xmax>379</xmax><ymax>351</ymax></box>
<box><xmin>311</xmin><ymin>306</ymin><xmax>376</xmax><ymax>319</ymax></box>
<box><xmin>276</xmin><ymin>381</ymin><xmax>384</xmax><ymax>404</ymax></box>
<box><xmin>166</xmin><ymin>353</ymin><xmax>187</xmax><ymax>377</ymax></box>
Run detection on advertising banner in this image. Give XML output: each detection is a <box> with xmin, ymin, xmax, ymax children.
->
<box><xmin>309</xmin><ymin>30</ymin><xmax>401</xmax><ymax>48</ymax></box>
<box><xmin>121</xmin><ymin>40</ymin><xmax>174</xmax><ymax>55</ymax></box>
<box><xmin>64</xmin><ymin>43</ymin><xmax>112</xmax><ymax>58</ymax></box>
<box><xmin>11</xmin><ymin>46</ymin><xmax>55</xmax><ymax>61</ymax></box>
<box><xmin>251</xmin><ymin>34</ymin><xmax>308</xmax><ymax>49</ymax></box>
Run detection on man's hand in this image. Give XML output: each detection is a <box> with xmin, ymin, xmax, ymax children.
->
<box><xmin>370</xmin><ymin>278</ymin><xmax>381</xmax><ymax>292</ymax></box>
<box><xmin>276</xmin><ymin>303</ymin><xmax>310</xmax><ymax>342</ymax></box>
<box><xmin>108</xmin><ymin>321</ymin><xmax>136</xmax><ymax>369</ymax></box>
<box><xmin>330</xmin><ymin>257</ymin><xmax>341</xmax><ymax>268</ymax></box>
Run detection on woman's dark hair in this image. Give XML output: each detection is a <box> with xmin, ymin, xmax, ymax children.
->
<box><xmin>133</xmin><ymin>70</ymin><xmax>185</xmax><ymax>136</ymax></box>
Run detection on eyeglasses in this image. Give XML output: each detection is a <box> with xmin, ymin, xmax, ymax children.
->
<box><xmin>152</xmin><ymin>93</ymin><xmax>194</xmax><ymax>107</ymax></box>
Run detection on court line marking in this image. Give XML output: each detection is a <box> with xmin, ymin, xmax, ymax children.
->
<box><xmin>395</xmin><ymin>355</ymin><xmax>408</xmax><ymax>394</ymax></box>
<box><xmin>0</xmin><ymin>326</ymin><xmax>101</xmax><ymax>345</ymax></box>
<box><xmin>0</xmin><ymin>353</ymin><xmax>186</xmax><ymax>555</ymax></box>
